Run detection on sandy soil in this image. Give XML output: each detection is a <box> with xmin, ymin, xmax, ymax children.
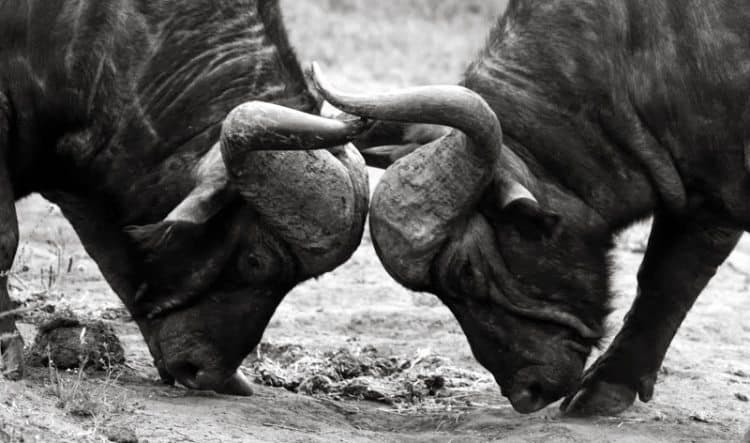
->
<box><xmin>2</xmin><ymin>1</ymin><xmax>750</xmax><ymax>442</ymax></box>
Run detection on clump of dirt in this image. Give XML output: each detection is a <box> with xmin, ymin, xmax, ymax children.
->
<box><xmin>328</xmin><ymin>346</ymin><xmax>403</xmax><ymax>379</ymax></box>
<box><xmin>26</xmin><ymin>315</ymin><xmax>125</xmax><ymax>370</ymax></box>
<box><xmin>248</xmin><ymin>342</ymin><xmax>492</xmax><ymax>410</ymax></box>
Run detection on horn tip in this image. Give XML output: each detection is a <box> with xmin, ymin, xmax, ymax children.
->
<box><xmin>309</xmin><ymin>60</ymin><xmax>321</xmax><ymax>75</ymax></box>
<box><xmin>307</xmin><ymin>61</ymin><xmax>335</xmax><ymax>102</ymax></box>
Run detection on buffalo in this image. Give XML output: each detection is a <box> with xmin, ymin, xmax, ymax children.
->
<box><xmin>311</xmin><ymin>0</ymin><xmax>750</xmax><ymax>415</ymax></box>
<box><xmin>0</xmin><ymin>0</ymin><xmax>370</xmax><ymax>394</ymax></box>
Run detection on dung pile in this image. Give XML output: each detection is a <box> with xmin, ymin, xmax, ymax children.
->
<box><xmin>26</xmin><ymin>315</ymin><xmax>125</xmax><ymax>370</ymax></box>
<box><xmin>248</xmin><ymin>343</ymin><xmax>493</xmax><ymax>409</ymax></box>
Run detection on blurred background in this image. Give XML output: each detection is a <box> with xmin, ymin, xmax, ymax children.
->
<box><xmin>282</xmin><ymin>0</ymin><xmax>507</xmax><ymax>88</ymax></box>
<box><xmin>6</xmin><ymin>1</ymin><xmax>749</xmax><ymax>441</ymax></box>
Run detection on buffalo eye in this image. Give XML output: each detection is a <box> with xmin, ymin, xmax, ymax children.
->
<box><xmin>485</xmin><ymin>197</ymin><xmax>561</xmax><ymax>240</ymax></box>
<box><xmin>237</xmin><ymin>248</ymin><xmax>280</xmax><ymax>284</ymax></box>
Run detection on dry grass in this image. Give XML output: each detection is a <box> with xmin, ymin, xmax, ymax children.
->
<box><xmin>1</xmin><ymin>347</ymin><xmax>132</xmax><ymax>443</ymax></box>
<box><xmin>48</xmin><ymin>362</ymin><xmax>127</xmax><ymax>419</ymax></box>
<box><xmin>44</xmin><ymin>337</ymin><xmax>132</xmax><ymax>442</ymax></box>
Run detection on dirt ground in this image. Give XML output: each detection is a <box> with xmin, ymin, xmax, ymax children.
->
<box><xmin>2</xmin><ymin>1</ymin><xmax>750</xmax><ymax>442</ymax></box>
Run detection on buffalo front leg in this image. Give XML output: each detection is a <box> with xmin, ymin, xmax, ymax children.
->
<box><xmin>0</xmin><ymin>165</ymin><xmax>22</xmax><ymax>379</ymax></box>
<box><xmin>562</xmin><ymin>212</ymin><xmax>741</xmax><ymax>416</ymax></box>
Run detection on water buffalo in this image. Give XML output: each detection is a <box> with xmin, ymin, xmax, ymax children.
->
<box><xmin>0</xmin><ymin>0</ymin><xmax>369</xmax><ymax>394</ymax></box>
<box><xmin>311</xmin><ymin>0</ymin><xmax>750</xmax><ymax>415</ymax></box>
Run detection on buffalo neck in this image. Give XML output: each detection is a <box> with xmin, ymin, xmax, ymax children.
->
<box><xmin>462</xmin><ymin>3</ymin><xmax>672</xmax><ymax>233</ymax></box>
<box><xmin>2</xmin><ymin>0</ymin><xmax>317</xmax><ymax>227</ymax></box>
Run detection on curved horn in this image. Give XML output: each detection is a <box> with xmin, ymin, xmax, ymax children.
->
<box><xmin>128</xmin><ymin>101</ymin><xmax>369</xmax><ymax>258</ymax></box>
<box><xmin>311</xmin><ymin>63</ymin><xmax>537</xmax><ymax>211</ymax></box>
<box><xmin>127</xmin><ymin>101</ymin><xmax>371</xmax><ymax>317</ymax></box>
<box><xmin>310</xmin><ymin>62</ymin><xmax>501</xmax><ymax>166</ymax></box>
<box><xmin>220</xmin><ymin>101</ymin><xmax>370</xmax><ymax>162</ymax></box>
<box><xmin>221</xmin><ymin>101</ymin><xmax>370</xmax><ymax>278</ymax></box>
<box><xmin>308</xmin><ymin>64</ymin><xmax>510</xmax><ymax>288</ymax></box>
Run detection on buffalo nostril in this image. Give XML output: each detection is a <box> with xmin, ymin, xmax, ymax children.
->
<box><xmin>508</xmin><ymin>383</ymin><xmax>549</xmax><ymax>414</ymax></box>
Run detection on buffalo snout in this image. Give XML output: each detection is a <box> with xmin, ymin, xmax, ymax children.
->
<box><xmin>505</xmin><ymin>362</ymin><xmax>583</xmax><ymax>413</ymax></box>
<box><xmin>142</xmin><ymin>287</ymin><xmax>284</xmax><ymax>396</ymax></box>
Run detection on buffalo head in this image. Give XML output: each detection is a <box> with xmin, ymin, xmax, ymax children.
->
<box><xmin>311</xmin><ymin>64</ymin><xmax>610</xmax><ymax>413</ymax></box>
<box><xmin>126</xmin><ymin>103</ymin><xmax>370</xmax><ymax>395</ymax></box>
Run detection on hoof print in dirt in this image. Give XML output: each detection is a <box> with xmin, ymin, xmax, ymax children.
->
<box><xmin>27</xmin><ymin>315</ymin><xmax>125</xmax><ymax>370</ymax></box>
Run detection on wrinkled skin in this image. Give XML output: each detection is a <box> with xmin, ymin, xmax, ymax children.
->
<box><xmin>0</xmin><ymin>0</ymin><xmax>369</xmax><ymax>394</ymax></box>
<box><xmin>433</xmin><ymin>210</ymin><xmax>608</xmax><ymax>413</ymax></box>
<box><xmin>315</xmin><ymin>0</ymin><xmax>750</xmax><ymax>415</ymax></box>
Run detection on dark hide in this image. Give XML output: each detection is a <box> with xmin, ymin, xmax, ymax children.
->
<box><xmin>332</xmin><ymin>0</ymin><xmax>750</xmax><ymax>415</ymax></box>
<box><xmin>461</xmin><ymin>1</ymin><xmax>750</xmax><ymax>414</ymax></box>
<box><xmin>0</xmin><ymin>0</ymin><xmax>369</xmax><ymax>394</ymax></box>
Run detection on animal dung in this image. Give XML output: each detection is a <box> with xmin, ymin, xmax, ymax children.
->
<box><xmin>26</xmin><ymin>315</ymin><xmax>125</xmax><ymax>370</ymax></box>
<box><xmin>248</xmin><ymin>342</ymin><xmax>486</xmax><ymax>408</ymax></box>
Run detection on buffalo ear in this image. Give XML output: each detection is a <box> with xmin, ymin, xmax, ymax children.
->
<box><xmin>125</xmin><ymin>220</ymin><xmax>207</xmax><ymax>262</ymax></box>
<box><xmin>501</xmin><ymin>198</ymin><xmax>561</xmax><ymax>240</ymax></box>
<box><xmin>125</xmin><ymin>144</ymin><xmax>232</xmax><ymax>257</ymax></box>
<box><xmin>483</xmin><ymin>194</ymin><xmax>561</xmax><ymax>240</ymax></box>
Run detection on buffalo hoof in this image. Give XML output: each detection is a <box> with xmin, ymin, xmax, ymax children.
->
<box><xmin>0</xmin><ymin>331</ymin><xmax>25</xmax><ymax>380</ymax></box>
<box><xmin>156</xmin><ymin>364</ymin><xmax>176</xmax><ymax>386</ymax></box>
<box><xmin>214</xmin><ymin>370</ymin><xmax>254</xmax><ymax>396</ymax></box>
<box><xmin>560</xmin><ymin>380</ymin><xmax>637</xmax><ymax>417</ymax></box>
